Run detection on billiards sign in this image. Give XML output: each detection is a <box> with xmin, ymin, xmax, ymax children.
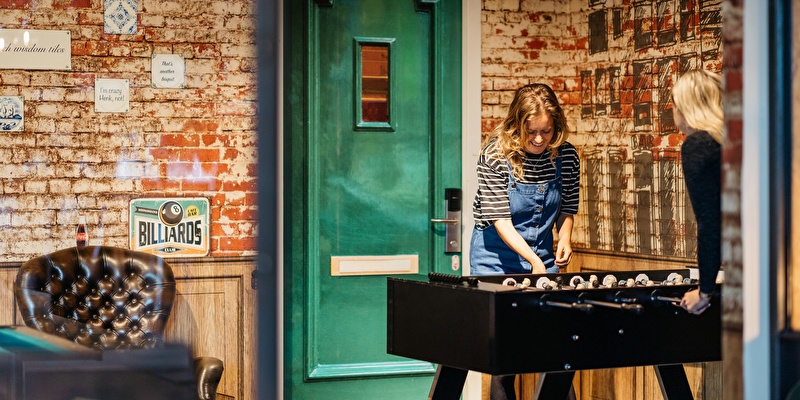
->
<box><xmin>129</xmin><ymin>197</ymin><xmax>209</xmax><ymax>257</ymax></box>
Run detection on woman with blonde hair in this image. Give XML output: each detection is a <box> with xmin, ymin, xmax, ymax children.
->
<box><xmin>470</xmin><ymin>82</ymin><xmax>580</xmax><ymax>276</ymax></box>
<box><xmin>469</xmin><ymin>82</ymin><xmax>580</xmax><ymax>400</ymax></box>
<box><xmin>673</xmin><ymin>69</ymin><xmax>723</xmax><ymax>315</ymax></box>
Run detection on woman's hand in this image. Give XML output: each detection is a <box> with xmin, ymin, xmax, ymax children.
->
<box><xmin>554</xmin><ymin>240</ymin><xmax>572</xmax><ymax>266</ymax></box>
<box><xmin>680</xmin><ymin>289</ymin><xmax>711</xmax><ymax>315</ymax></box>
<box><xmin>529</xmin><ymin>257</ymin><xmax>547</xmax><ymax>274</ymax></box>
<box><xmin>555</xmin><ymin>214</ymin><xmax>574</xmax><ymax>267</ymax></box>
<box><xmin>494</xmin><ymin>219</ymin><xmax>547</xmax><ymax>273</ymax></box>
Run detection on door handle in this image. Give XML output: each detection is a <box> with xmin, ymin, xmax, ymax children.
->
<box><xmin>430</xmin><ymin>188</ymin><xmax>461</xmax><ymax>253</ymax></box>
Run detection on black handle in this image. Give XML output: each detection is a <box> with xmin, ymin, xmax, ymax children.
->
<box><xmin>445</xmin><ymin>188</ymin><xmax>461</xmax><ymax>212</ymax></box>
<box><xmin>428</xmin><ymin>272</ymin><xmax>478</xmax><ymax>287</ymax></box>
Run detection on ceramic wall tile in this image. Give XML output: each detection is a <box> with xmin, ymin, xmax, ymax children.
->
<box><xmin>104</xmin><ymin>0</ymin><xmax>138</xmax><ymax>35</ymax></box>
<box><xmin>0</xmin><ymin>96</ymin><xmax>23</xmax><ymax>132</ymax></box>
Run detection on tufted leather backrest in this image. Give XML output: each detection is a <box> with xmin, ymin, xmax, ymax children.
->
<box><xmin>14</xmin><ymin>246</ymin><xmax>176</xmax><ymax>351</ymax></box>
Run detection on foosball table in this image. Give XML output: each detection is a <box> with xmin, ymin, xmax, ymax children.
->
<box><xmin>386</xmin><ymin>269</ymin><xmax>721</xmax><ymax>400</ymax></box>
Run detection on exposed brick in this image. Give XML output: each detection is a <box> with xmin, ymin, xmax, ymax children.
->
<box><xmin>179</xmin><ymin>148</ymin><xmax>220</xmax><ymax>163</ymax></box>
<box><xmin>53</xmin><ymin>0</ymin><xmax>91</xmax><ymax>10</ymax></box>
<box><xmin>220</xmin><ymin>206</ymin><xmax>257</xmax><ymax>222</ymax></box>
<box><xmin>141</xmin><ymin>178</ymin><xmax>181</xmax><ymax>192</ymax></box>
<box><xmin>201</xmin><ymin>133</ymin><xmax>233</xmax><ymax>147</ymax></box>
<box><xmin>182</xmin><ymin>177</ymin><xmax>221</xmax><ymax>192</ymax></box>
<box><xmin>0</xmin><ymin>0</ymin><xmax>29</xmax><ymax>9</ymax></box>
<box><xmin>480</xmin><ymin>1</ymin><xmax>727</xmax><ymax>259</ymax></box>
<box><xmin>0</xmin><ymin>0</ymin><xmax>257</xmax><ymax>261</ymax></box>
<box><xmin>218</xmin><ymin>235</ymin><xmax>256</xmax><ymax>252</ymax></box>
<box><xmin>482</xmin><ymin>91</ymin><xmax>501</xmax><ymax>105</ymax></box>
<box><xmin>211</xmin><ymin>193</ymin><xmax>228</xmax><ymax>207</ymax></box>
<box><xmin>161</xmin><ymin>133</ymin><xmax>200</xmax><ymax>147</ymax></box>
<box><xmin>0</xmin><ymin>72</ymin><xmax>32</xmax><ymax>86</ymax></box>
<box><xmin>222</xmin><ymin>178</ymin><xmax>256</xmax><ymax>193</ymax></box>
<box><xmin>30</xmin><ymin>10</ymin><xmax>80</xmax><ymax>25</ymax></box>
<box><xmin>140</xmin><ymin>14</ymin><xmax>166</xmax><ymax>28</ymax></box>
<box><xmin>0</xmin><ymin>0</ymin><xmax>735</xmax><ymax>264</ymax></box>
<box><xmin>493</xmin><ymin>78</ymin><xmax>530</xmax><ymax>91</ymax></box>
<box><xmin>524</xmin><ymin>38</ymin><xmax>548</xmax><ymax>50</ymax></box>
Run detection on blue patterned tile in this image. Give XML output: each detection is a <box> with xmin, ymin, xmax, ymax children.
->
<box><xmin>0</xmin><ymin>96</ymin><xmax>24</xmax><ymax>132</ymax></box>
<box><xmin>104</xmin><ymin>0</ymin><xmax>138</xmax><ymax>35</ymax></box>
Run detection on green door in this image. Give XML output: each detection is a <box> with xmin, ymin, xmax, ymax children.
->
<box><xmin>284</xmin><ymin>0</ymin><xmax>462</xmax><ymax>398</ymax></box>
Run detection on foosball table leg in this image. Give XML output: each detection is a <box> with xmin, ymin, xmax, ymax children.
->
<box><xmin>428</xmin><ymin>365</ymin><xmax>468</xmax><ymax>400</ymax></box>
<box><xmin>654</xmin><ymin>364</ymin><xmax>694</xmax><ymax>399</ymax></box>
<box><xmin>533</xmin><ymin>371</ymin><xmax>576</xmax><ymax>400</ymax></box>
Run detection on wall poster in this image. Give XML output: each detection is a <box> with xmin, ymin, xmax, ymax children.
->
<box><xmin>129</xmin><ymin>197</ymin><xmax>210</xmax><ymax>257</ymax></box>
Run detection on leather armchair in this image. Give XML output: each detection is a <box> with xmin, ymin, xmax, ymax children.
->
<box><xmin>14</xmin><ymin>246</ymin><xmax>224</xmax><ymax>400</ymax></box>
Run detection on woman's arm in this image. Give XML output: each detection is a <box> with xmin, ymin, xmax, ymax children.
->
<box><xmin>554</xmin><ymin>214</ymin><xmax>574</xmax><ymax>266</ymax></box>
<box><xmin>680</xmin><ymin>132</ymin><xmax>722</xmax><ymax>314</ymax></box>
<box><xmin>493</xmin><ymin>219</ymin><xmax>547</xmax><ymax>273</ymax></box>
<box><xmin>556</xmin><ymin>144</ymin><xmax>579</xmax><ymax>267</ymax></box>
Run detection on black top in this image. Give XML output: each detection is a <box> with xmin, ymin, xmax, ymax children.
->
<box><xmin>681</xmin><ymin>130</ymin><xmax>722</xmax><ymax>294</ymax></box>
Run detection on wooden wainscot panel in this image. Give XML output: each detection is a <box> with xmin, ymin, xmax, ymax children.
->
<box><xmin>479</xmin><ymin>372</ymin><xmax>585</xmax><ymax>400</ymax></box>
<box><xmin>570</xmin><ymin>248</ymin><xmax>695</xmax><ymax>273</ymax></box>
<box><xmin>575</xmin><ymin>250</ymin><xmax>721</xmax><ymax>400</ymax></box>
<box><xmin>640</xmin><ymin>362</ymin><xmax>721</xmax><ymax>400</ymax></box>
<box><xmin>577</xmin><ymin>367</ymin><xmax>637</xmax><ymax>400</ymax></box>
<box><xmin>0</xmin><ymin>263</ymin><xmax>23</xmax><ymax>325</ymax></box>
<box><xmin>165</xmin><ymin>257</ymin><xmax>256</xmax><ymax>400</ymax></box>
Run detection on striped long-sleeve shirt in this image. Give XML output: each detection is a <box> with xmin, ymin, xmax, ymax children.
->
<box><xmin>473</xmin><ymin>139</ymin><xmax>580</xmax><ymax>229</ymax></box>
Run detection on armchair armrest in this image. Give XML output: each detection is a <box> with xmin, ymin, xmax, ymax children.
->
<box><xmin>194</xmin><ymin>356</ymin><xmax>224</xmax><ymax>400</ymax></box>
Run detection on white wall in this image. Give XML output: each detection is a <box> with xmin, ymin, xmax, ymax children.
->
<box><xmin>461</xmin><ymin>0</ymin><xmax>482</xmax><ymax>398</ymax></box>
<box><xmin>742</xmin><ymin>0</ymin><xmax>771</xmax><ymax>398</ymax></box>
<box><xmin>461</xmin><ymin>0</ymin><xmax>481</xmax><ymax>274</ymax></box>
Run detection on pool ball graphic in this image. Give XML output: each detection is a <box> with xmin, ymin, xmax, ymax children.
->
<box><xmin>159</xmin><ymin>201</ymin><xmax>184</xmax><ymax>226</ymax></box>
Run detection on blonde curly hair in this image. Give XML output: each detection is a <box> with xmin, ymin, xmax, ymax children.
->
<box><xmin>486</xmin><ymin>83</ymin><xmax>569</xmax><ymax>180</ymax></box>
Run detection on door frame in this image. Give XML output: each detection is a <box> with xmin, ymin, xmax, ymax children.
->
<box><xmin>461</xmin><ymin>1</ymin><xmax>482</xmax><ymax>398</ymax></box>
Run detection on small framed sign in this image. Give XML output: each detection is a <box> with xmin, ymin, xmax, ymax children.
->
<box><xmin>129</xmin><ymin>197</ymin><xmax>210</xmax><ymax>257</ymax></box>
<box><xmin>95</xmin><ymin>78</ymin><xmax>130</xmax><ymax>113</ymax></box>
<box><xmin>151</xmin><ymin>54</ymin><xmax>185</xmax><ymax>88</ymax></box>
<box><xmin>0</xmin><ymin>29</ymin><xmax>71</xmax><ymax>70</ymax></box>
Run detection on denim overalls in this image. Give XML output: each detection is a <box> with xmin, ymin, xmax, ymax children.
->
<box><xmin>470</xmin><ymin>157</ymin><xmax>563</xmax><ymax>275</ymax></box>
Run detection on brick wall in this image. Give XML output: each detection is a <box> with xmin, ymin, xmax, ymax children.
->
<box><xmin>0</xmin><ymin>0</ymin><xmax>256</xmax><ymax>261</ymax></box>
<box><xmin>719</xmin><ymin>0</ymin><xmax>743</xmax><ymax>396</ymax></box>
<box><xmin>0</xmin><ymin>0</ymin><xmax>739</xmax><ymax>264</ymax></box>
<box><xmin>482</xmin><ymin>0</ymin><xmax>724</xmax><ymax>258</ymax></box>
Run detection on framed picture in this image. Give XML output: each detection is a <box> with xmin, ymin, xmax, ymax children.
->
<box><xmin>129</xmin><ymin>197</ymin><xmax>210</xmax><ymax>257</ymax></box>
